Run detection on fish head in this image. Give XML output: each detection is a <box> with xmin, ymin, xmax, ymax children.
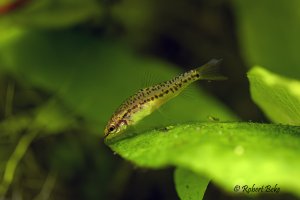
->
<box><xmin>104</xmin><ymin>115</ymin><xmax>128</xmax><ymax>139</ymax></box>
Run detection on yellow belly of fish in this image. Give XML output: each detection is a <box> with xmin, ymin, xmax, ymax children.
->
<box><xmin>130</xmin><ymin>93</ymin><xmax>176</xmax><ymax>125</ymax></box>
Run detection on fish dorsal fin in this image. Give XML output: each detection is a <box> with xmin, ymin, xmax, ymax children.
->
<box><xmin>140</xmin><ymin>71</ymin><xmax>161</xmax><ymax>88</ymax></box>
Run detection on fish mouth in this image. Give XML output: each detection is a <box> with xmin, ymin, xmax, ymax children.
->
<box><xmin>103</xmin><ymin>132</ymin><xmax>112</xmax><ymax>141</ymax></box>
<box><xmin>103</xmin><ymin>128</ymin><xmax>110</xmax><ymax>138</ymax></box>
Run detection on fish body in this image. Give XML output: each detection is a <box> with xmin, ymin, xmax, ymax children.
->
<box><xmin>104</xmin><ymin>59</ymin><xmax>226</xmax><ymax>139</ymax></box>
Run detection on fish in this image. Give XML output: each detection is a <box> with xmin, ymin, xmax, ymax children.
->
<box><xmin>104</xmin><ymin>59</ymin><xmax>227</xmax><ymax>139</ymax></box>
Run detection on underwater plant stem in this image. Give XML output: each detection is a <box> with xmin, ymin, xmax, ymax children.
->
<box><xmin>33</xmin><ymin>171</ymin><xmax>57</xmax><ymax>200</ymax></box>
<box><xmin>0</xmin><ymin>129</ymin><xmax>38</xmax><ymax>196</ymax></box>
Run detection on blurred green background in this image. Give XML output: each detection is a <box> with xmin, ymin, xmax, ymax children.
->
<box><xmin>0</xmin><ymin>0</ymin><xmax>299</xmax><ymax>199</ymax></box>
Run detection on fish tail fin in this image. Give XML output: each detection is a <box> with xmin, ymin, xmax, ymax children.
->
<box><xmin>196</xmin><ymin>59</ymin><xmax>227</xmax><ymax>80</ymax></box>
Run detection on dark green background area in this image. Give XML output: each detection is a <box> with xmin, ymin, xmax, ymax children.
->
<box><xmin>0</xmin><ymin>0</ymin><xmax>300</xmax><ymax>199</ymax></box>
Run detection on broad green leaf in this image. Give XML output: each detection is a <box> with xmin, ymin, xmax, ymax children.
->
<box><xmin>174</xmin><ymin>167</ymin><xmax>209</xmax><ymax>200</ymax></box>
<box><xmin>233</xmin><ymin>0</ymin><xmax>300</xmax><ymax>79</ymax></box>
<box><xmin>0</xmin><ymin>30</ymin><xmax>236</xmax><ymax>135</ymax></box>
<box><xmin>0</xmin><ymin>0</ymin><xmax>102</xmax><ymax>28</ymax></box>
<box><xmin>248</xmin><ymin>66</ymin><xmax>300</xmax><ymax>125</ymax></box>
<box><xmin>107</xmin><ymin>122</ymin><xmax>300</xmax><ymax>197</ymax></box>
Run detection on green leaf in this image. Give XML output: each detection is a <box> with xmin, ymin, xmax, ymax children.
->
<box><xmin>0</xmin><ymin>0</ymin><xmax>102</xmax><ymax>28</ymax></box>
<box><xmin>107</xmin><ymin>122</ymin><xmax>300</xmax><ymax>197</ymax></box>
<box><xmin>248</xmin><ymin>66</ymin><xmax>300</xmax><ymax>125</ymax></box>
<box><xmin>233</xmin><ymin>0</ymin><xmax>300</xmax><ymax>79</ymax></box>
<box><xmin>174</xmin><ymin>167</ymin><xmax>209</xmax><ymax>200</ymax></box>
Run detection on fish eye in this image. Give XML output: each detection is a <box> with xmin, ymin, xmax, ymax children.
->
<box><xmin>109</xmin><ymin>125</ymin><xmax>115</xmax><ymax>132</ymax></box>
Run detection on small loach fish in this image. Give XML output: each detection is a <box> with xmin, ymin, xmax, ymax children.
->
<box><xmin>104</xmin><ymin>59</ymin><xmax>227</xmax><ymax>139</ymax></box>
